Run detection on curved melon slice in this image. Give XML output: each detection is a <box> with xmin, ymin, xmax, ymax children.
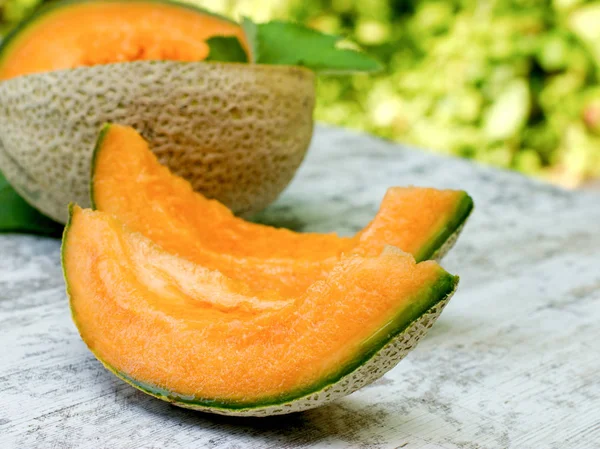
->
<box><xmin>63</xmin><ymin>205</ymin><xmax>458</xmax><ymax>416</ymax></box>
<box><xmin>92</xmin><ymin>124</ymin><xmax>473</xmax><ymax>296</ymax></box>
<box><xmin>0</xmin><ymin>0</ymin><xmax>244</xmax><ymax>80</ymax></box>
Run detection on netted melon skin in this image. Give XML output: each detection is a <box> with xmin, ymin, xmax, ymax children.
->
<box><xmin>112</xmin><ymin>293</ymin><xmax>453</xmax><ymax>417</ymax></box>
<box><xmin>432</xmin><ymin>223</ymin><xmax>467</xmax><ymax>262</ymax></box>
<box><xmin>0</xmin><ymin>61</ymin><xmax>315</xmax><ymax>223</ymax></box>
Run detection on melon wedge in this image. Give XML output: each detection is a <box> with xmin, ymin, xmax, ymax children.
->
<box><xmin>0</xmin><ymin>0</ymin><xmax>244</xmax><ymax>80</ymax></box>
<box><xmin>92</xmin><ymin>124</ymin><xmax>473</xmax><ymax>296</ymax></box>
<box><xmin>63</xmin><ymin>205</ymin><xmax>458</xmax><ymax>416</ymax></box>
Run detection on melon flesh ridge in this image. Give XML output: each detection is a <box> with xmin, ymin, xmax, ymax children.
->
<box><xmin>94</xmin><ymin>125</ymin><xmax>468</xmax><ymax>261</ymax></box>
<box><xmin>93</xmin><ymin>124</ymin><xmax>472</xmax><ymax>297</ymax></box>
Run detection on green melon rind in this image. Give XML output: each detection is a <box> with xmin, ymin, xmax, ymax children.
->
<box><xmin>0</xmin><ymin>0</ymin><xmax>237</xmax><ymax>71</ymax></box>
<box><xmin>112</xmin><ymin>288</ymin><xmax>455</xmax><ymax>417</ymax></box>
<box><xmin>61</xmin><ymin>203</ymin><xmax>77</xmax><ymax>330</ymax></box>
<box><xmin>421</xmin><ymin>193</ymin><xmax>474</xmax><ymax>262</ymax></box>
<box><xmin>88</xmin><ymin>123</ymin><xmax>111</xmax><ymax>211</ymax></box>
<box><xmin>115</xmin><ymin>275</ymin><xmax>457</xmax><ymax>414</ymax></box>
<box><xmin>62</xmin><ymin>206</ymin><xmax>457</xmax><ymax>415</ymax></box>
<box><xmin>431</xmin><ymin>222</ymin><xmax>466</xmax><ymax>262</ymax></box>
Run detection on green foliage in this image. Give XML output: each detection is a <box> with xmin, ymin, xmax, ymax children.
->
<box><xmin>0</xmin><ymin>170</ymin><xmax>63</xmax><ymax>235</ymax></box>
<box><xmin>205</xmin><ymin>36</ymin><xmax>248</xmax><ymax>63</ymax></box>
<box><xmin>2</xmin><ymin>0</ymin><xmax>600</xmax><ymax>185</ymax></box>
<box><xmin>248</xmin><ymin>19</ymin><xmax>382</xmax><ymax>72</ymax></box>
<box><xmin>197</xmin><ymin>0</ymin><xmax>600</xmax><ymax>185</ymax></box>
<box><xmin>206</xmin><ymin>18</ymin><xmax>381</xmax><ymax>72</ymax></box>
<box><xmin>0</xmin><ymin>0</ymin><xmax>42</xmax><ymax>33</ymax></box>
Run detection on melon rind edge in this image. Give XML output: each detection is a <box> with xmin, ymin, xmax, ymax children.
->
<box><xmin>103</xmin><ymin>290</ymin><xmax>455</xmax><ymax>417</ymax></box>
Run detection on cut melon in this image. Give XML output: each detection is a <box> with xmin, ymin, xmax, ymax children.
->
<box><xmin>0</xmin><ymin>61</ymin><xmax>314</xmax><ymax>223</ymax></box>
<box><xmin>0</xmin><ymin>0</ymin><xmax>313</xmax><ymax>223</ymax></box>
<box><xmin>0</xmin><ymin>0</ymin><xmax>244</xmax><ymax>80</ymax></box>
<box><xmin>92</xmin><ymin>124</ymin><xmax>473</xmax><ymax>296</ymax></box>
<box><xmin>63</xmin><ymin>205</ymin><xmax>458</xmax><ymax>416</ymax></box>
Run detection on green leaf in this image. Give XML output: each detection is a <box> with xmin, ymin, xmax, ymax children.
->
<box><xmin>241</xmin><ymin>17</ymin><xmax>259</xmax><ymax>63</ymax></box>
<box><xmin>0</xmin><ymin>170</ymin><xmax>63</xmax><ymax>236</ymax></box>
<box><xmin>254</xmin><ymin>21</ymin><xmax>383</xmax><ymax>73</ymax></box>
<box><xmin>205</xmin><ymin>18</ymin><xmax>382</xmax><ymax>74</ymax></box>
<box><xmin>205</xmin><ymin>36</ymin><xmax>248</xmax><ymax>63</ymax></box>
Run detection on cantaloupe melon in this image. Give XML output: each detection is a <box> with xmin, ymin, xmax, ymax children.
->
<box><xmin>0</xmin><ymin>0</ymin><xmax>314</xmax><ymax>222</ymax></box>
<box><xmin>63</xmin><ymin>205</ymin><xmax>458</xmax><ymax>416</ymax></box>
<box><xmin>0</xmin><ymin>0</ymin><xmax>244</xmax><ymax>80</ymax></box>
<box><xmin>92</xmin><ymin>124</ymin><xmax>473</xmax><ymax>296</ymax></box>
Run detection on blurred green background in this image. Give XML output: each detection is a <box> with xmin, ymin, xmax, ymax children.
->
<box><xmin>2</xmin><ymin>0</ymin><xmax>600</xmax><ymax>187</ymax></box>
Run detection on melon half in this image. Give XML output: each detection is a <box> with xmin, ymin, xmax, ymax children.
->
<box><xmin>0</xmin><ymin>0</ymin><xmax>314</xmax><ymax>222</ymax></box>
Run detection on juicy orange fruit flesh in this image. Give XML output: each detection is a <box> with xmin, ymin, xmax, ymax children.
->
<box><xmin>65</xmin><ymin>206</ymin><xmax>447</xmax><ymax>401</ymax></box>
<box><xmin>0</xmin><ymin>2</ymin><xmax>244</xmax><ymax>80</ymax></box>
<box><xmin>93</xmin><ymin>124</ymin><xmax>466</xmax><ymax>296</ymax></box>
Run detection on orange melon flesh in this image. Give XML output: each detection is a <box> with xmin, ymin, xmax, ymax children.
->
<box><xmin>64</xmin><ymin>206</ymin><xmax>456</xmax><ymax>406</ymax></box>
<box><xmin>92</xmin><ymin>124</ymin><xmax>472</xmax><ymax>296</ymax></box>
<box><xmin>0</xmin><ymin>1</ymin><xmax>244</xmax><ymax>80</ymax></box>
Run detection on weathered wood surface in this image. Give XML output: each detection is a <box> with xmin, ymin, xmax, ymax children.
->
<box><xmin>1</xmin><ymin>125</ymin><xmax>599</xmax><ymax>448</ymax></box>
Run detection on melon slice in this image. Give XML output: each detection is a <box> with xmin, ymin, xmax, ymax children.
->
<box><xmin>0</xmin><ymin>0</ymin><xmax>244</xmax><ymax>80</ymax></box>
<box><xmin>63</xmin><ymin>205</ymin><xmax>458</xmax><ymax>416</ymax></box>
<box><xmin>92</xmin><ymin>124</ymin><xmax>473</xmax><ymax>296</ymax></box>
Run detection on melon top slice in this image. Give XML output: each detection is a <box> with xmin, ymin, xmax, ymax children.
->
<box><xmin>64</xmin><ymin>205</ymin><xmax>458</xmax><ymax>415</ymax></box>
<box><xmin>0</xmin><ymin>0</ymin><xmax>244</xmax><ymax>80</ymax></box>
<box><xmin>92</xmin><ymin>124</ymin><xmax>473</xmax><ymax>296</ymax></box>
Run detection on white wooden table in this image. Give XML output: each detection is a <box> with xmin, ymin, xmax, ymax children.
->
<box><xmin>1</xmin><ymin>125</ymin><xmax>599</xmax><ymax>448</ymax></box>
